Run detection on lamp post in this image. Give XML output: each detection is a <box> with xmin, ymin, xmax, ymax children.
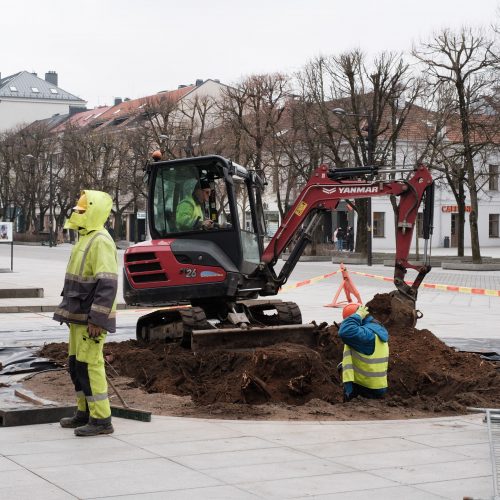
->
<box><xmin>48</xmin><ymin>154</ymin><xmax>54</xmax><ymax>248</ymax></box>
<box><xmin>332</xmin><ymin>108</ymin><xmax>374</xmax><ymax>266</ymax></box>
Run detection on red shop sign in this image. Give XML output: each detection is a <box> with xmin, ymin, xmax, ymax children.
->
<box><xmin>441</xmin><ymin>205</ymin><xmax>472</xmax><ymax>213</ymax></box>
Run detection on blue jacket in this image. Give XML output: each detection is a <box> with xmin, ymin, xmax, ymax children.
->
<box><xmin>339</xmin><ymin>313</ymin><xmax>389</xmax><ymax>398</ymax></box>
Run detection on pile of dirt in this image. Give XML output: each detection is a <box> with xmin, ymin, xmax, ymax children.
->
<box><xmin>31</xmin><ymin>293</ymin><xmax>500</xmax><ymax>420</ymax></box>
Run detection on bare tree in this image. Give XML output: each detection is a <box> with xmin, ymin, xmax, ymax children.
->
<box><xmin>414</xmin><ymin>26</ymin><xmax>498</xmax><ymax>263</ymax></box>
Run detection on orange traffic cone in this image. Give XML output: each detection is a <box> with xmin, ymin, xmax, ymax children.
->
<box><xmin>324</xmin><ymin>263</ymin><xmax>362</xmax><ymax>308</ymax></box>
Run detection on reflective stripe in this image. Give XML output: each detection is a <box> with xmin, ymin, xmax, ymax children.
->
<box><xmin>347</xmin><ymin>349</ymin><xmax>388</xmax><ymax>365</ymax></box>
<box><xmin>95</xmin><ymin>272</ymin><xmax>118</xmax><ymax>280</ymax></box>
<box><xmin>349</xmin><ymin>366</ymin><xmax>387</xmax><ymax>378</ymax></box>
<box><xmin>65</xmin><ymin>273</ymin><xmax>98</xmax><ymax>284</ymax></box>
<box><xmin>91</xmin><ymin>303</ymin><xmax>112</xmax><ymax>315</ymax></box>
<box><xmin>54</xmin><ymin>308</ymin><xmax>88</xmax><ymax>321</ymax></box>
<box><xmin>76</xmin><ymin>391</ymin><xmax>85</xmax><ymax>398</ymax></box>
<box><xmin>86</xmin><ymin>393</ymin><xmax>108</xmax><ymax>402</ymax></box>
<box><xmin>79</xmin><ymin>232</ymin><xmax>105</xmax><ymax>276</ymax></box>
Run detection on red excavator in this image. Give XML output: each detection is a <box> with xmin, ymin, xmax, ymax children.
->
<box><xmin>123</xmin><ymin>155</ymin><xmax>434</xmax><ymax>351</ymax></box>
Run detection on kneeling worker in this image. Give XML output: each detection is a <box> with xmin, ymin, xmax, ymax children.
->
<box><xmin>339</xmin><ymin>303</ymin><xmax>389</xmax><ymax>401</ymax></box>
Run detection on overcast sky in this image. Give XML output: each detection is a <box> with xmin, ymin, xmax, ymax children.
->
<box><xmin>1</xmin><ymin>0</ymin><xmax>498</xmax><ymax>108</ymax></box>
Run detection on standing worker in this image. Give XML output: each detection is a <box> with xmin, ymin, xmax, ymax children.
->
<box><xmin>338</xmin><ymin>303</ymin><xmax>389</xmax><ymax>401</ymax></box>
<box><xmin>54</xmin><ymin>190</ymin><xmax>118</xmax><ymax>436</ymax></box>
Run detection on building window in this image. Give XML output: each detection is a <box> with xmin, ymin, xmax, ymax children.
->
<box><xmin>31</xmin><ymin>87</ymin><xmax>40</xmax><ymax>93</ymax></box>
<box><xmin>489</xmin><ymin>165</ymin><xmax>499</xmax><ymax>191</ymax></box>
<box><xmin>489</xmin><ymin>214</ymin><xmax>499</xmax><ymax>238</ymax></box>
<box><xmin>9</xmin><ymin>86</ymin><xmax>17</xmax><ymax>92</ymax></box>
<box><xmin>49</xmin><ymin>88</ymin><xmax>58</xmax><ymax>94</ymax></box>
<box><xmin>373</xmin><ymin>212</ymin><xmax>385</xmax><ymax>238</ymax></box>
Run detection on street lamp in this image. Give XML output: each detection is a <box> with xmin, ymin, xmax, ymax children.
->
<box><xmin>332</xmin><ymin>107</ymin><xmax>374</xmax><ymax>266</ymax></box>
<box><xmin>47</xmin><ymin>154</ymin><xmax>54</xmax><ymax>248</ymax></box>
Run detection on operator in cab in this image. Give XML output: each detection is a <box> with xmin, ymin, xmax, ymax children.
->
<box><xmin>338</xmin><ymin>303</ymin><xmax>389</xmax><ymax>402</ymax></box>
<box><xmin>176</xmin><ymin>178</ymin><xmax>214</xmax><ymax>231</ymax></box>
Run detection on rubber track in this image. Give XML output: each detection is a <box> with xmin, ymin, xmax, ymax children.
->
<box><xmin>275</xmin><ymin>301</ymin><xmax>302</xmax><ymax>325</ymax></box>
<box><xmin>179</xmin><ymin>307</ymin><xmax>210</xmax><ymax>348</ymax></box>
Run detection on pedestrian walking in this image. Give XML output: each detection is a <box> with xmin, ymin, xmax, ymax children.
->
<box><xmin>54</xmin><ymin>190</ymin><xmax>118</xmax><ymax>436</ymax></box>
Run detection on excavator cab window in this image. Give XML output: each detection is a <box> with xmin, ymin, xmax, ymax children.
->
<box><xmin>151</xmin><ymin>164</ymin><xmax>232</xmax><ymax>237</ymax></box>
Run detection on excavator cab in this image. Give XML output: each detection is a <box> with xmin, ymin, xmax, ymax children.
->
<box><xmin>149</xmin><ymin>155</ymin><xmax>264</xmax><ymax>275</ymax></box>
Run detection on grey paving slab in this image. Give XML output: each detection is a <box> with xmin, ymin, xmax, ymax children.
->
<box><xmin>444</xmin><ymin>442</ymin><xmax>491</xmax><ymax>460</ymax></box>
<box><xmin>8</xmin><ymin>442</ymin><xmax>158</xmax><ymax>468</ymax></box>
<box><xmin>405</xmin><ymin>429</ymin><xmax>489</xmax><ymax>447</ymax></box>
<box><xmin>203</xmin><ymin>457</ymin><xmax>355</xmax><ymax>484</ymax></box>
<box><xmin>33</xmin><ymin>457</ymin><xmax>222</xmax><ymax>498</ymax></box>
<box><xmin>0</xmin><ymin>455</ymin><xmax>22</xmax><ymax>471</ymax></box>
<box><xmin>330</xmin><ymin>446</ymin><xmax>474</xmax><ymax>470</ymax></box>
<box><xmin>172</xmin><ymin>446</ymin><xmax>315</xmax><ymax>470</ymax></box>
<box><xmin>0</xmin><ymin>432</ymin><xmax>136</xmax><ymax>455</ymax></box>
<box><xmin>236</xmin><ymin>471</ymin><xmax>398</xmax><ymax>498</ymax></box>
<box><xmin>295</xmin><ymin>436</ymin><xmax>429</xmax><ymax>459</ymax></box>
<box><xmin>369</xmin><ymin>458</ymin><xmax>491</xmax><ymax>485</ymax></box>
<box><xmin>0</xmin><ymin>483</ymin><xmax>75</xmax><ymax>500</ymax></box>
<box><xmin>115</xmin><ymin>425</ymin><xmax>246</xmax><ymax>446</ymax></box>
<box><xmin>0</xmin><ymin>468</ymin><xmax>59</xmax><ymax>489</ymax></box>
<box><xmin>140</xmin><ymin>435</ymin><xmax>279</xmax><ymax>457</ymax></box>
<box><xmin>96</xmin><ymin>485</ymin><xmax>260</xmax><ymax>499</ymax></box>
<box><xmin>294</xmin><ymin>485</ymin><xmax>447</xmax><ymax>499</ymax></box>
<box><xmin>414</xmin><ymin>476</ymin><xmax>494</xmax><ymax>500</ymax></box>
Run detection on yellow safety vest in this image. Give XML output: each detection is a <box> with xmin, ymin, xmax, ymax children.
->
<box><xmin>342</xmin><ymin>335</ymin><xmax>389</xmax><ymax>390</ymax></box>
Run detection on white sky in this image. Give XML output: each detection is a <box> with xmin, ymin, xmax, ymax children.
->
<box><xmin>1</xmin><ymin>0</ymin><xmax>498</xmax><ymax>108</ymax></box>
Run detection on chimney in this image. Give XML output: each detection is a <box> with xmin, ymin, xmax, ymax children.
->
<box><xmin>214</xmin><ymin>79</ymin><xmax>220</xmax><ymax>83</ymax></box>
<box><xmin>195</xmin><ymin>79</ymin><xmax>203</xmax><ymax>87</ymax></box>
<box><xmin>45</xmin><ymin>71</ymin><xmax>58</xmax><ymax>86</ymax></box>
<box><xmin>69</xmin><ymin>106</ymin><xmax>87</xmax><ymax>116</ymax></box>
<box><xmin>114</xmin><ymin>97</ymin><xmax>122</xmax><ymax>106</ymax></box>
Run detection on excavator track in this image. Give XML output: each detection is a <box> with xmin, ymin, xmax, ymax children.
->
<box><xmin>136</xmin><ymin>300</ymin><xmax>317</xmax><ymax>352</ymax></box>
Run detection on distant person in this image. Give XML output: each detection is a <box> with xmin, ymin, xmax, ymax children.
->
<box><xmin>346</xmin><ymin>226</ymin><xmax>354</xmax><ymax>252</ymax></box>
<box><xmin>336</xmin><ymin>226</ymin><xmax>345</xmax><ymax>251</ymax></box>
<box><xmin>176</xmin><ymin>178</ymin><xmax>214</xmax><ymax>231</ymax></box>
<box><xmin>338</xmin><ymin>303</ymin><xmax>389</xmax><ymax>402</ymax></box>
<box><xmin>53</xmin><ymin>190</ymin><xmax>118</xmax><ymax>436</ymax></box>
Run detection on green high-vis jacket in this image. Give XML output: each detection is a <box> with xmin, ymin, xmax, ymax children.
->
<box><xmin>53</xmin><ymin>190</ymin><xmax>118</xmax><ymax>332</ymax></box>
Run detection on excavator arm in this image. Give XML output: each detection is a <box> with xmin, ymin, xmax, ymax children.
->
<box><xmin>261</xmin><ymin>164</ymin><xmax>434</xmax><ymax>304</ymax></box>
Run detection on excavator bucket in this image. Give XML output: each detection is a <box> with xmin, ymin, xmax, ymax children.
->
<box><xmin>190</xmin><ymin>324</ymin><xmax>318</xmax><ymax>352</ymax></box>
<box><xmin>387</xmin><ymin>291</ymin><xmax>422</xmax><ymax>329</ymax></box>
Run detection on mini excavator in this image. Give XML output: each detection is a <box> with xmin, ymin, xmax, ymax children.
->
<box><xmin>123</xmin><ymin>155</ymin><xmax>434</xmax><ymax>351</ymax></box>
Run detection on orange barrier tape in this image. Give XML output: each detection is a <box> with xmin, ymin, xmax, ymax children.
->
<box><xmin>280</xmin><ymin>268</ymin><xmax>500</xmax><ymax>297</ymax></box>
<box><xmin>280</xmin><ymin>271</ymin><xmax>338</xmax><ymax>292</ymax></box>
<box><xmin>351</xmin><ymin>271</ymin><xmax>500</xmax><ymax>297</ymax></box>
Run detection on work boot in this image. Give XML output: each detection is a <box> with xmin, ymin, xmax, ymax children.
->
<box><xmin>74</xmin><ymin>416</ymin><xmax>114</xmax><ymax>437</ymax></box>
<box><xmin>60</xmin><ymin>410</ymin><xmax>89</xmax><ymax>429</ymax></box>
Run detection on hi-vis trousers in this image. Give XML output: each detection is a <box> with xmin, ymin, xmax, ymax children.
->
<box><xmin>68</xmin><ymin>323</ymin><xmax>111</xmax><ymax>422</ymax></box>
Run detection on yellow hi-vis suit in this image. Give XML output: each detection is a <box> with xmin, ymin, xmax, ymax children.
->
<box><xmin>53</xmin><ymin>190</ymin><xmax>117</xmax><ymax>423</ymax></box>
<box><xmin>342</xmin><ymin>335</ymin><xmax>389</xmax><ymax>390</ymax></box>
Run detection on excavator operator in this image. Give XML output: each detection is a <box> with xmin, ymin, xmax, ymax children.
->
<box><xmin>176</xmin><ymin>178</ymin><xmax>214</xmax><ymax>231</ymax></box>
<box><xmin>338</xmin><ymin>303</ymin><xmax>389</xmax><ymax>402</ymax></box>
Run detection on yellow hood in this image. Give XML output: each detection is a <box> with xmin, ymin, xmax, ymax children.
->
<box><xmin>64</xmin><ymin>190</ymin><xmax>113</xmax><ymax>232</ymax></box>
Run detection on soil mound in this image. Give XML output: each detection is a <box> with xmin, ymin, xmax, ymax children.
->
<box><xmin>37</xmin><ymin>293</ymin><xmax>500</xmax><ymax>416</ymax></box>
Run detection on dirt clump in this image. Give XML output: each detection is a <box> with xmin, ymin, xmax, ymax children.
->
<box><xmin>30</xmin><ymin>293</ymin><xmax>500</xmax><ymax>420</ymax></box>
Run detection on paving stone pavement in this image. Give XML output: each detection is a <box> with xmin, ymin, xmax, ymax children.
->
<box><xmin>0</xmin><ymin>415</ymin><xmax>494</xmax><ymax>499</ymax></box>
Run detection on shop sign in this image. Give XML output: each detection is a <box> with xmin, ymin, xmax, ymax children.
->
<box><xmin>441</xmin><ymin>205</ymin><xmax>471</xmax><ymax>213</ymax></box>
